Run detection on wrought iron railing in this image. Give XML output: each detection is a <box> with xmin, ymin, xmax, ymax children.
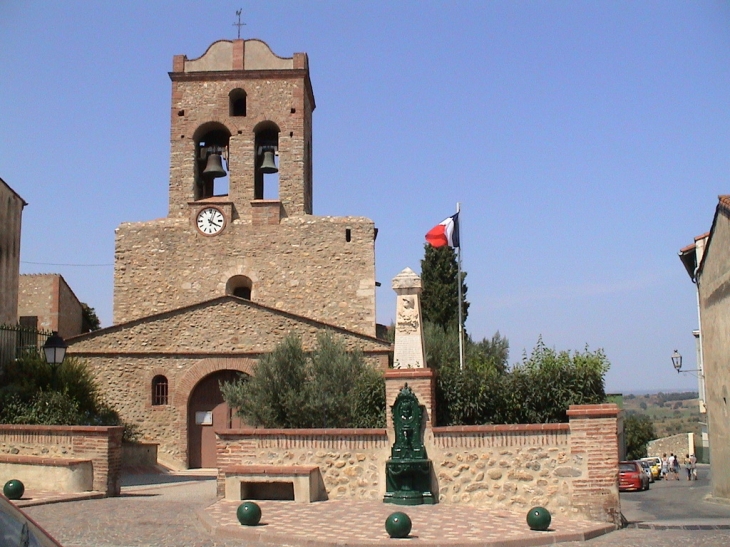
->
<box><xmin>0</xmin><ymin>324</ymin><xmax>53</xmax><ymax>366</ymax></box>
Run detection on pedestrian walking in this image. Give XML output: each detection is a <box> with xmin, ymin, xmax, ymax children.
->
<box><xmin>690</xmin><ymin>453</ymin><xmax>698</xmax><ymax>480</ymax></box>
<box><xmin>684</xmin><ymin>454</ymin><xmax>692</xmax><ymax>480</ymax></box>
<box><xmin>661</xmin><ymin>453</ymin><xmax>668</xmax><ymax>480</ymax></box>
<box><xmin>668</xmin><ymin>453</ymin><xmax>678</xmax><ymax>480</ymax></box>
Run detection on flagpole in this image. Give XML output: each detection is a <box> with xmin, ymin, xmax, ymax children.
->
<box><xmin>456</xmin><ymin>202</ymin><xmax>464</xmax><ymax>371</ymax></box>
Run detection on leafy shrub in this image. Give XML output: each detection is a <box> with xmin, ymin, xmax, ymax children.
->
<box><xmin>435</xmin><ymin>336</ymin><xmax>609</xmax><ymax>426</ymax></box>
<box><xmin>221</xmin><ymin>332</ymin><xmax>385</xmax><ymax>428</ymax></box>
<box><xmin>0</xmin><ymin>351</ymin><xmax>121</xmax><ymax>427</ymax></box>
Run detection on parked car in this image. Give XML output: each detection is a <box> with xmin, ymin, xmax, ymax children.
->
<box><xmin>619</xmin><ymin>460</ymin><xmax>650</xmax><ymax>492</ymax></box>
<box><xmin>638</xmin><ymin>459</ymin><xmax>654</xmax><ymax>483</ymax></box>
<box><xmin>641</xmin><ymin>456</ymin><xmax>662</xmax><ymax>480</ymax></box>
<box><xmin>1</xmin><ymin>493</ymin><xmax>63</xmax><ymax>546</ymax></box>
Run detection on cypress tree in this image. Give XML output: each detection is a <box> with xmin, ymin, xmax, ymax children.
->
<box><xmin>420</xmin><ymin>244</ymin><xmax>469</xmax><ymax>331</ymax></box>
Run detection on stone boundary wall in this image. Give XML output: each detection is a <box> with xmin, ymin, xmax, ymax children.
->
<box><xmin>647</xmin><ymin>433</ymin><xmax>695</xmax><ymax>460</ymax></box>
<box><xmin>215</xmin><ymin>404</ymin><xmax>621</xmax><ymax>524</ymax></box>
<box><xmin>0</xmin><ymin>425</ymin><xmax>124</xmax><ymax>496</ymax></box>
<box><xmin>216</xmin><ymin>428</ymin><xmax>390</xmax><ymax>500</ymax></box>
<box><xmin>429</xmin><ymin>423</ymin><xmax>572</xmax><ymax>510</ymax></box>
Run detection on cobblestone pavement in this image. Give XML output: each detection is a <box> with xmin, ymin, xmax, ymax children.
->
<box><xmin>23</xmin><ymin>479</ymin><xmax>241</xmax><ymax>547</ymax></box>
<box><xmin>17</xmin><ymin>472</ymin><xmax>730</xmax><ymax>547</ymax></box>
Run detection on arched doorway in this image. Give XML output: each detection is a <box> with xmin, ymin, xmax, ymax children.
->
<box><xmin>187</xmin><ymin>369</ymin><xmax>246</xmax><ymax>468</ymax></box>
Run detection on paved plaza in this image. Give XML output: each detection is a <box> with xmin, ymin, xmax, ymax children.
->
<box><xmin>12</xmin><ymin>468</ymin><xmax>730</xmax><ymax>547</ymax></box>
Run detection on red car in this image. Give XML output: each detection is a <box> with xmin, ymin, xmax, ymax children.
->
<box><xmin>619</xmin><ymin>460</ymin><xmax>650</xmax><ymax>492</ymax></box>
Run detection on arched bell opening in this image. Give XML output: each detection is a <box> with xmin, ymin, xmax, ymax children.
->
<box><xmin>194</xmin><ymin>122</ymin><xmax>231</xmax><ymax>200</ymax></box>
<box><xmin>253</xmin><ymin>121</ymin><xmax>280</xmax><ymax>200</ymax></box>
<box><xmin>226</xmin><ymin>275</ymin><xmax>252</xmax><ymax>300</ymax></box>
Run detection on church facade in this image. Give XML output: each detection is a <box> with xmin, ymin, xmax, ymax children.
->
<box><xmin>68</xmin><ymin>39</ymin><xmax>390</xmax><ymax>470</ymax></box>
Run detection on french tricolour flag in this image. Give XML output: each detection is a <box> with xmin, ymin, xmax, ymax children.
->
<box><xmin>425</xmin><ymin>213</ymin><xmax>460</xmax><ymax>248</ymax></box>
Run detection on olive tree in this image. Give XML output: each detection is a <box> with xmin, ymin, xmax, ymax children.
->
<box><xmin>221</xmin><ymin>332</ymin><xmax>385</xmax><ymax>428</ymax></box>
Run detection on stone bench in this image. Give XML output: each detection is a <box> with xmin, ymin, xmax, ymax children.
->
<box><xmin>221</xmin><ymin>465</ymin><xmax>326</xmax><ymax>503</ymax></box>
<box><xmin>0</xmin><ymin>454</ymin><xmax>94</xmax><ymax>493</ymax></box>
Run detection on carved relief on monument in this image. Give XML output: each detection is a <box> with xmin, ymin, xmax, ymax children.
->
<box><xmin>396</xmin><ymin>296</ymin><xmax>419</xmax><ymax>335</ymax></box>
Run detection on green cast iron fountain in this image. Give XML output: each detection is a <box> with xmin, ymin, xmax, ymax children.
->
<box><xmin>383</xmin><ymin>384</ymin><xmax>435</xmax><ymax>505</ymax></box>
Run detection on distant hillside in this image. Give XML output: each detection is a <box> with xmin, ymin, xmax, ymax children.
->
<box><xmin>621</xmin><ymin>391</ymin><xmax>701</xmax><ymax>438</ymax></box>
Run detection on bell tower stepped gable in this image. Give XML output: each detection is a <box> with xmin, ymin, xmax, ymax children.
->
<box><xmin>168</xmin><ymin>39</ymin><xmax>314</xmax><ymax>221</ymax></box>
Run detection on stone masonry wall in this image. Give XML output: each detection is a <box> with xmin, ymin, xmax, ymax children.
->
<box><xmin>57</xmin><ymin>276</ymin><xmax>83</xmax><ymax>337</ymax></box>
<box><xmin>215</xmin><ymin>429</ymin><xmax>390</xmax><ymax>500</ymax></box>
<box><xmin>73</xmin><ymin>355</ymin><xmax>256</xmax><ymax>468</ymax></box>
<box><xmin>647</xmin><ymin>433</ymin><xmax>695</xmax><ymax>459</ymax></box>
<box><xmin>215</xmin><ymin>404</ymin><xmax>622</xmax><ymax>524</ymax></box>
<box><xmin>113</xmin><ymin>216</ymin><xmax>376</xmax><ymax>337</ymax></box>
<box><xmin>0</xmin><ymin>425</ymin><xmax>124</xmax><ymax>496</ymax></box>
<box><xmin>429</xmin><ymin>424</ymin><xmax>573</xmax><ymax>512</ymax></box>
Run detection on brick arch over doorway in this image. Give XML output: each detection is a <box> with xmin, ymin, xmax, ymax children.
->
<box><xmin>174</xmin><ymin>357</ymin><xmax>256</xmax><ymax>468</ymax></box>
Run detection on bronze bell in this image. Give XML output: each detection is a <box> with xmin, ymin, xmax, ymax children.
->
<box><xmin>259</xmin><ymin>150</ymin><xmax>278</xmax><ymax>174</ymax></box>
<box><xmin>202</xmin><ymin>153</ymin><xmax>226</xmax><ymax>179</ymax></box>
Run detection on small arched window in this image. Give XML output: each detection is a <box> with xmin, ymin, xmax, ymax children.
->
<box><xmin>229</xmin><ymin>89</ymin><xmax>247</xmax><ymax>117</ymax></box>
<box><xmin>152</xmin><ymin>375</ymin><xmax>169</xmax><ymax>406</ymax></box>
<box><xmin>226</xmin><ymin>275</ymin><xmax>253</xmax><ymax>300</ymax></box>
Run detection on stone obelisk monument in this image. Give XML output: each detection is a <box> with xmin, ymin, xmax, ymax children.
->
<box><xmin>391</xmin><ymin>267</ymin><xmax>427</xmax><ymax>369</ymax></box>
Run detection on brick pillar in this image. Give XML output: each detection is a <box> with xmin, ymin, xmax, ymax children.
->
<box><xmin>172</xmin><ymin>54</ymin><xmax>185</xmax><ymax>73</ymax></box>
<box><xmin>70</xmin><ymin>426</ymin><xmax>124</xmax><ymax>496</ymax></box>
<box><xmin>567</xmin><ymin>404</ymin><xmax>621</xmax><ymax>525</ymax></box>
<box><xmin>384</xmin><ymin>369</ymin><xmax>436</xmax><ymax>431</ymax></box>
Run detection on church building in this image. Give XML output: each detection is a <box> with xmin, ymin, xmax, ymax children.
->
<box><xmin>67</xmin><ymin>39</ymin><xmax>391</xmax><ymax>470</ymax></box>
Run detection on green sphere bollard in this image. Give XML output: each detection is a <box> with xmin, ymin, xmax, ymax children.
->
<box><xmin>236</xmin><ymin>501</ymin><xmax>262</xmax><ymax>526</ymax></box>
<box><xmin>3</xmin><ymin>479</ymin><xmax>25</xmax><ymax>500</ymax></box>
<box><xmin>526</xmin><ymin>506</ymin><xmax>551</xmax><ymax>531</ymax></box>
<box><xmin>385</xmin><ymin>511</ymin><xmax>412</xmax><ymax>538</ymax></box>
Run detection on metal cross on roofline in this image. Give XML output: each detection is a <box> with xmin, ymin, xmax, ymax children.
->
<box><xmin>233</xmin><ymin>9</ymin><xmax>246</xmax><ymax>39</ymax></box>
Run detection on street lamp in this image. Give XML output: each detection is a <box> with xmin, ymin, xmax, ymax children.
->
<box><xmin>43</xmin><ymin>331</ymin><xmax>67</xmax><ymax>369</ymax></box>
<box><xmin>671</xmin><ymin>350</ymin><xmax>682</xmax><ymax>373</ymax></box>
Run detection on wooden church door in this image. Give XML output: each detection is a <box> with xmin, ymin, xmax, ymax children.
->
<box><xmin>188</xmin><ymin>370</ymin><xmax>243</xmax><ymax>468</ymax></box>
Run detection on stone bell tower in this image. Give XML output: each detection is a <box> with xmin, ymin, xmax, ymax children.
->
<box><xmin>112</xmin><ymin>39</ymin><xmax>377</xmax><ymax>336</ymax></box>
<box><xmin>168</xmin><ymin>39</ymin><xmax>314</xmax><ymax>220</ymax></box>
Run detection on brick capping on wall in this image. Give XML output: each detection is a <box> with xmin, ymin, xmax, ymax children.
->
<box><xmin>0</xmin><ymin>424</ymin><xmax>120</xmax><ymax>434</ymax></box>
<box><xmin>169</xmin><ymin>69</ymin><xmax>310</xmax><ymax>81</ymax></box>
<box><xmin>221</xmin><ymin>464</ymin><xmax>319</xmax><ymax>475</ymax></box>
<box><xmin>216</xmin><ymin>428</ymin><xmax>387</xmax><ymax>437</ymax></box>
<box><xmin>432</xmin><ymin>423</ymin><xmax>570</xmax><ymax>434</ymax></box>
<box><xmin>0</xmin><ymin>455</ymin><xmax>91</xmax><ymax>466</ymax></box>
<box><xmin>566</xmin><ymin>404</ymin><xmax>621</xmax><ymax>418</ymax></box>
<box><xmin>384</xmin><ymin>369</ymin><xmax>436</xmax><ymax>380</ymax></box>
<box><xmin>0</xmin><ymin>424</ymin><xmax>123</xmax><ymax>496</ymax></box>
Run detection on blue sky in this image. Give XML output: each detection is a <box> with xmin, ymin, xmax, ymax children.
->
<box><xmin>1</xmin><ymin>1</ymin><xmax>728</xmax><ymax>394</ymax></box>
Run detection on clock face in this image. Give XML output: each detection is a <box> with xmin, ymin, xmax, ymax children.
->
<box><xmin>196</xmin><ymin>207</ymin><xmax>226</xmax><ymax>235</ymax></box>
